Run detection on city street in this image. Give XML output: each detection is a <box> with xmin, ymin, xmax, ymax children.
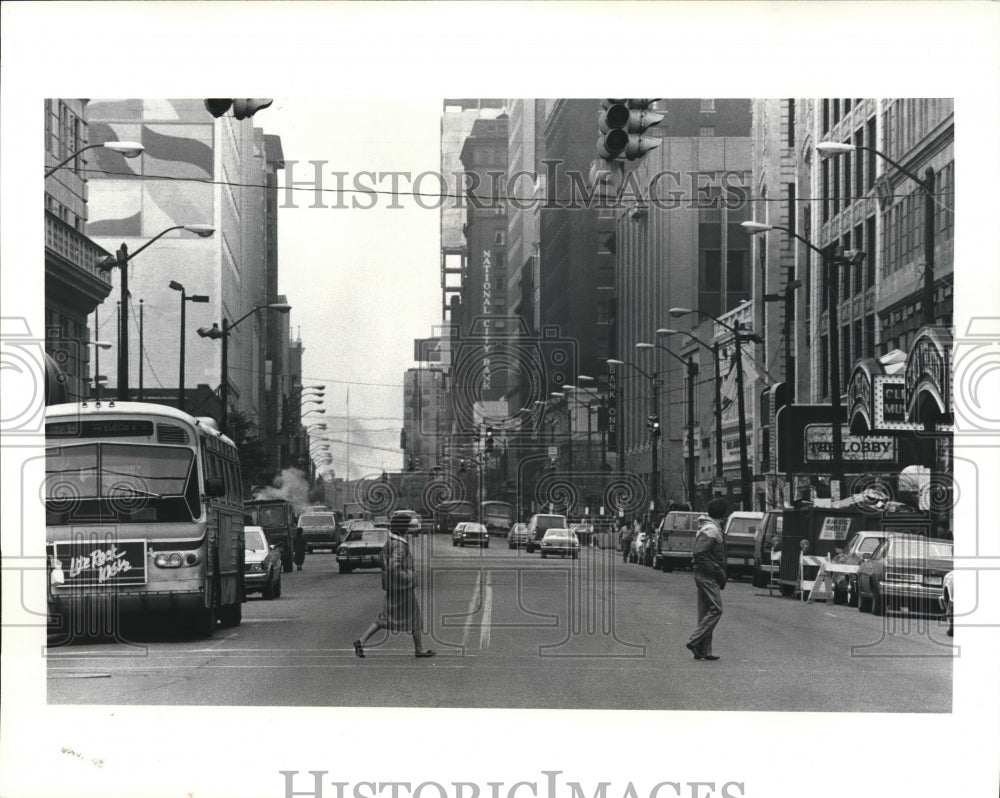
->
<box><xmin>47</xmin><ymin>535</ymin><xmax>953</xmax><ymax>711</ymax></box>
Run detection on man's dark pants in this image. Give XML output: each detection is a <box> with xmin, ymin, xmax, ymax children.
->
<box><xmin>688</xmin><ymin>571</ymin><xmax>723</xmax><ymax>657</ymax></box>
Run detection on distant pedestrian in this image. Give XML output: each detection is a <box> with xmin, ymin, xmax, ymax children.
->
<box><xmin>686</xmin><ymin>498</ymin><xmax>731</xmax><ymax>661</ymax></box>
<box><xmin>354</xmin><ymin>515</ymin><xmax>435</xmax><ymax>659</ymax></box>
<box><xmin>293</xmin><ymin>528</ymin><xmax>306</xmax><ymax>571</ymax></box>
<box><xmin>619</xmin><ymin>520</ymin><xmax>634</xmax><ymax>563</ymax></box>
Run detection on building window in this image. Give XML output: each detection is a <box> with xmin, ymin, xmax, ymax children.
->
<box><xmin>833</xmin><ymin>99</ymin><xmax>840</xmax><ymax>125</ymax></box>
<box><xmin>854</xmin><ymin>128</ymin><xmax>864</xmax><ymax>195</ymax></box>
<box><xmin>495</xmin><ymin>230</ymin><xmax>506</xmax><ymax>245</ymax></box>
<box><xmin>822</xmin><ymin>100</ymin><xmax>829</xmax><ymax>134</ymax></box>
<box><xmin>853</xmin><ymin>319</ymin><xmax>863</xmax><ymax>364</ymax></box>
<box><xmin>841</xmin><ymin>325</ymin><xmax>851</xmax><ymax>389</ymax></box>
<box><xmin>787</xmin><ymin>99</ymin><xmax>795</xmax><ymax>148</ymax></box>
<box><xmin>853</xmin><ymin>223</ymin><xmax>864</xmax><ymax>295</ymax></box>
<box><xmin>865</xmin><ymin>314</ymin><xmax>875</xmax><ymax>359</ymax></box>
<box><xmin>821</xmin><ymin>160</ymin><xmax>829</xmax><ymax>223</ymax></box>
<box><xmin>844</xmin><ymin>148</ymin><xmax>852</xmax><ymax>208</ymax></box>
<box><xmin>597</xmin><ymin>300</ymin><xmax>610</xmax><ymax>324</ymax></box>
<box><xmin>820</xmin><ymin>334</ymin><xmax>829</xmax><ymax>398</ymax></box>
<box><xmin>866</xmin><ymin>215</ymin><xmax>876</xmax><ymax>288</ymax></box>
<box><xmin>832</xmin><ymin>156</ymin><xmax>840</xmax><ymax>217</ymax></box>
<box><xmin>841</xmin><ymin>231</ymin><xmax>852</xmax><ymax>301</ymax></box>
<box><xmin>866</xmin><ymin>117</ymin><xmax>877</xmax><ymax>190</ymax></box>
<box><xmin>699</xmin><ymin>126</ymin><xmax>715</xmax><ymax>137</ymax></box>
<box><xmin>787</xmin><ymin>183</ymin><xmax>796</xmax><ymax>235</ymax></box>
<box><xmin>700</xmin><ymin>99</ymin><xmax>716</xmax><ymax>113</ymax></box>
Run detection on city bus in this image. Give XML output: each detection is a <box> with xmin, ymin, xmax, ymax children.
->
<box><xmin>481</xmin><ymin>500</ymin><xmax>514</xmax><ymax>537</ymax></box>
<box><xmin>45</xmin><ymin>402</ymin><xmax>245</xmax><ymax>639</ymax></box>
<box><xmin>437</xmin><ymin>499</ymin><xmax>475</xmax><ymax>534</ymax></box>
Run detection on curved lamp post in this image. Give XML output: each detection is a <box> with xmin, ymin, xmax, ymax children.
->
<box><xmin>817</xmin><ymin>140</ymin><xmax>936</xmax><ymax>325</ymax></box>
<box><xmin>668</xmin><ymin>306</ymin><xmax>761</xmax><ymax>510</ymax></box>
<box><xmin>45</xmin><ymin>141</ymin><xmax>144</xmax><ymax>178</ymax></box>
<box><xmin>100</xmin><ymin>224</ymin><xmax>215</xmax><ymax>400</ymax></box>
<box><xmin>741</xmin><ymin>221</ymin><xmax>864</xmax><ymax>499</ymax></box>
<box><xmin>637</xmin><ymin>341</ymin><xmax>698</xmax><ymax>507</ymax></box>
<box><xmin>198</xmin><ymin>301</ymin><xmax>291</xmax><ymax>434</ymax></box>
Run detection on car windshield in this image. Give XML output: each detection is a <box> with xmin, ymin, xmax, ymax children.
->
<box><xmin>346</xmin><ymin>529</ymin><xmax>388</xmax><ymax>544</ymax></box>
<box><xmin>299</xmin><ymin>514</ymin><xmax>335</xmax><ymax>527</ymax></box>
<box><xmin>466</xmin><ymin>524</ymin><xmax>486</xmax><ymax>534</ymax></box>
<box><xmin>727</xmin><ymin>517</ymin><xmax>761</xmax><ymax>536</ymax></box>
<box><xmin>890</xmin><ymin>539</ymin><xmax>953</xmax><ymax>559</ymax></box>
<box><xmin>545</xmin><ymin>528</ymin><xmax>572</xmax><ymax>538</ymax></box>
<box><xmin>855</xmin><ymin>536</ymin><xmax>884</xmax><ymax>556</ymax></box>
<box><xmin>45</xmin><ymin>442</ymin><xmax>199</xmax><ymax>523</ymax></box>
<box><xmin>245</xmin><ymin>529</ymin><xmax>268</xmax><ymax>550</ymax></box>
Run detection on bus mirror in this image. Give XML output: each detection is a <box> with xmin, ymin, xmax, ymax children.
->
<box><xmin>205</xmin><ymin>477</ymin><xmax>226</xmax><ymax>497</ymax></box>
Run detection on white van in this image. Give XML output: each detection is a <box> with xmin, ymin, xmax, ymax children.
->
<box><xmin>525</xmin><ymin>513</ymin><xmax>568</xmax><ymax>553</ymax></box>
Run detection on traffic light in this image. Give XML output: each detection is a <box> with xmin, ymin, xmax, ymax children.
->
<box><xmin>407</xmin><ymin>458</ymin><xmax>415</xmax><ymax>472</ymax></box>
<box><xmin>381</xmin><ymin>470</ymin><xmax>388</xmax><ymax>483</ymax></box>
<box><xmin>203</xmin><ymin>99</ymin><xmax>274</xmax><ymax>119</ymax></box>
<box><xmin>647</xmin><ymin>415</ymin><xmax>661</xmax><ymax>438</ymax></box>
<box><xmin>460</xmin><ymin>459</ymin><xmax>468</xmax><ymax>473</ymax></box>
<box><xmin>596</xmin><ymin>100</ymin><xmax>664</xmax><ymax>162</ymax></box>
<box><xmin>485</xmin><ymin>425</ymin><xmax>495</xmax><ymax>454</ymax></box>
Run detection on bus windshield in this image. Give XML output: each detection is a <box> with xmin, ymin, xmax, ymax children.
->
<box><xmin>45</xmin><ymin>442</ymin><xmax>200</xmax><ymax>523</ymax></box>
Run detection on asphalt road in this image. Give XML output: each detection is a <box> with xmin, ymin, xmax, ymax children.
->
<box><xmin>47</xmin><ymin>535</ymin><xmax>953</xmax><ymax>711</ymax></box>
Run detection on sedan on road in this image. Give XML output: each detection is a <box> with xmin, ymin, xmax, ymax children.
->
<box><xmin>453</xmin><ymin>522</ymin><xmax>489</xmax><ymax>548</ymax></box>
<box><xmin>570</xmin><ymin>523</ymin><xmax>595</xmax><ymax>547</ymax></box>
<box><xmin>508</xmin><ymin>522</ymin><xmax>529</xmax><ymax>549</ymax></box>
<box><xmin>540</xmin><ymin>528</ymin><xmax>580</xmax><ymax>559</ymax></box>
<box><xmin>336</xmin><ymin>527</ymin><xmax>388</xmax><ymax>573</ymax></box>
<box><xmin>244</xmin><ymin>526</ymin><xmax>282</xmax><ymax>600</ymax></box>
<box><xmin>857</xmin><ymin>534</ymin><xmax>953</xmax><ymax>616</ymax></box>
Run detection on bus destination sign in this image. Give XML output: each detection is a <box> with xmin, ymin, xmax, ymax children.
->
<box><xmin>46</xmin><ymin>420</ymin><xmax>156</xmax><ymax>438</ymax></box>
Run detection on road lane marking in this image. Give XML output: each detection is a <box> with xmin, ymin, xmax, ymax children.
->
<box><xmin>461</xmin><ymin>570</ymin><xmax>483</xmax><ymax>651</ymax></box>
<box><xmin>480</xmin><ymin>570</ymin><xmax>493</xmax><ymax>650</ymax></box>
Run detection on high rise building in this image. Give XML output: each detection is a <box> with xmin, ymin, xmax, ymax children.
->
<box><xmin>613</xmin><ymin>99</ymin><xmax>754</xmax><ymax>509</ymax></box>
<box><xmin>84</xmin><ymin>100</ymin><xmax>285</xmax><ymax>450</ymax></box>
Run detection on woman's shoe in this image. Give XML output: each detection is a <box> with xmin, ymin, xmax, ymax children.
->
<box><xmin>415</xmin><ymin>650</ymin><xmax>436</xmax><ymax>658</ymax></box>
<box><xmin>353</xmin><ymin>640</ymin><xmax>365</xmax><ymax>658</ymax></box>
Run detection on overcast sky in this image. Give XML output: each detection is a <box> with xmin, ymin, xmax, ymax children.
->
<box><xmin>267</xmin><ymin>98</ymin><xmax>444</xmax><ymax>477</ymax></box>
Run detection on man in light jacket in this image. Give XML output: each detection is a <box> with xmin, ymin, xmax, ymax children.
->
<box><xmin>685</xmin><ymin>498</ymin><xmax>731</xmax><ymax>661</ymax></box>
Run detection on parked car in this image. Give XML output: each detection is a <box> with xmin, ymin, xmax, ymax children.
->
<box><xmin>508</xmin><ymin>522</ymin><xmax>529</xmax><ymax>549</ymax></box>
<box><xmin>940</xmin><ymin>571</ymin><xmax>954</xmax><ymax>636</ymax></box>
<box><xmin>297</xmin><ymin>510</ymin><xmax>340</xmax><ymax>553</ymax></box>
<box><xmin>570</xmin><ymin>523</ymin><xmax>595</xmax><ymax>546</ymax></box>
<box><xmin>540</xmin><ymin>528</ymin><xmax>580</xmax><ymax>559</ymax></box>
<box><xmin>243</xmin><ymin>526</ymin><xmax>282</xmax><ymax>600</ymax></box>
<box><xmin>653</xmin><ymin>510</ymin><xmax>702</xmax><ymax>571</ymax></box>
<box><xmin>856</xmin><ymin>534</ymin><xmax>953</xmax><ymax>616</ymax></box>
<box><xmin>453</xmin><ymin>521</ymin><xmax>489</xmax><ymax>548</ymax></box>
<box><xmin>831</xmin><ymin>530</ymin><xmax>888</xmax><ymax>606</ymax></box>
<box><xmin>723</xmin><ymin>511</ymin><xmax>763</xmax><ymax>579</ymax></box>
<box><xmin>336</xmin><ymin>527</ymin><xmax>389</xmax><ymax>573</ymax></box>
<box><xmin>525</xmin><ymin>513</ymin><xmax>568</xmax><ymax>553</ymax></box>
<box><xmin>391</xmin><ymin>509</ymin><xmax>423</xmax><ymax>534</ymax></box>
<box><xmin>752</xmin><ymin>511</ymin><xmax>783</xmax><ymax>588</ymax></box>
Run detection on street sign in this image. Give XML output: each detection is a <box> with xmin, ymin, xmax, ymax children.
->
<box><xmin>548</xmin><ymin>446</ymin><xmax>558</xmax><ymax>458</ymax></box>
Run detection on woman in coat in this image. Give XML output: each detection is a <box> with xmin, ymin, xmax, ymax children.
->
<box><xmin>354</xmin><ymin>515</ymin><xmax>435</xmax><ymax>658</ymax></box>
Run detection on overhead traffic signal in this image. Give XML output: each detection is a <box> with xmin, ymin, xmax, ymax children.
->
<box><xmin>596</xmin><ymin>99</ymin><xmax>664</xmax><ymax>162</ymax></box>
<box><xmin>647</xmin><ymin>415</ymin><xmax>661</xmax><ymax>438</ymax></box>
<box><xmin>407</xmin><ymin>458</ymin><xmax>415</xmax><ymax>472</ymax></box>
<box><xmin>485</xmin><ymin>425</ymin><xmax>495</xmax><ymax>453</ymax></box>
<box><xmin>204</xmin><ymin>99</ymin><xmax>274</xmax><ymax>119</ymax></box>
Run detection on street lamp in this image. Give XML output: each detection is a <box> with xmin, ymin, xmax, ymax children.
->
<box><xmin>763</xmin><ymin>279</ymin><xmax>803</xmax><ymax>403</ymax></box>
<box><xmin>45</xmin><ymin>141</ymin><xmax>144</xmax><ymax>178</ymax></box>
<box><xmin>86</xmin><ymin>340</ymin><xmax>112</xmax><ymax>402</ymax></box>
<box><xmin>168</xmin><ymin>281</ymin><xmax>210</xmax><ymax>412</ymax></box>
<box><xmin>668</xmin><ymin>307</ymin><xmax>762</xmax><ymax>510</ymax></box>
<box><xmin>817</xmin><ymin>140</ymin><xmax>936</xmax><ymax>325</ymax></box>
<box><xmin>636</xmin><ymin>341</ymin><xmax>699</xmax><ymax>507</ymax></box>
<box><xmin>198</xmin><ymin>301</ymin><xmax>291</xmax><ymax>434</ymax></box>
<box><xmin>606</xmin><ymin>357</ymin><xmax>660</xmax><ymax>513</ymax></box>
<box><xmin>741</xmin><ymin>221</ymin><xmax>864</xmax><ymax>499</ymax></box>
<box><xmin>658</xmin><ymin>329</ymin><xmax>723</xmax><ymax>481</ymax></box>
<box><xmin>99</xmin><ymin>224</ymin><xmax>215</xmax><ymax>400</ymax></box>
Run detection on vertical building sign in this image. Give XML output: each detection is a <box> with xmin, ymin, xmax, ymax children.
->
<box><xmin>607</xmin><ymin>365</ymin><xmax>617</xmax><ymax>453</ymax></box>
<box><xmin>482</xmin><ymin>248</ymin><xmax>492</xmax><ymax>392</ymax></box>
